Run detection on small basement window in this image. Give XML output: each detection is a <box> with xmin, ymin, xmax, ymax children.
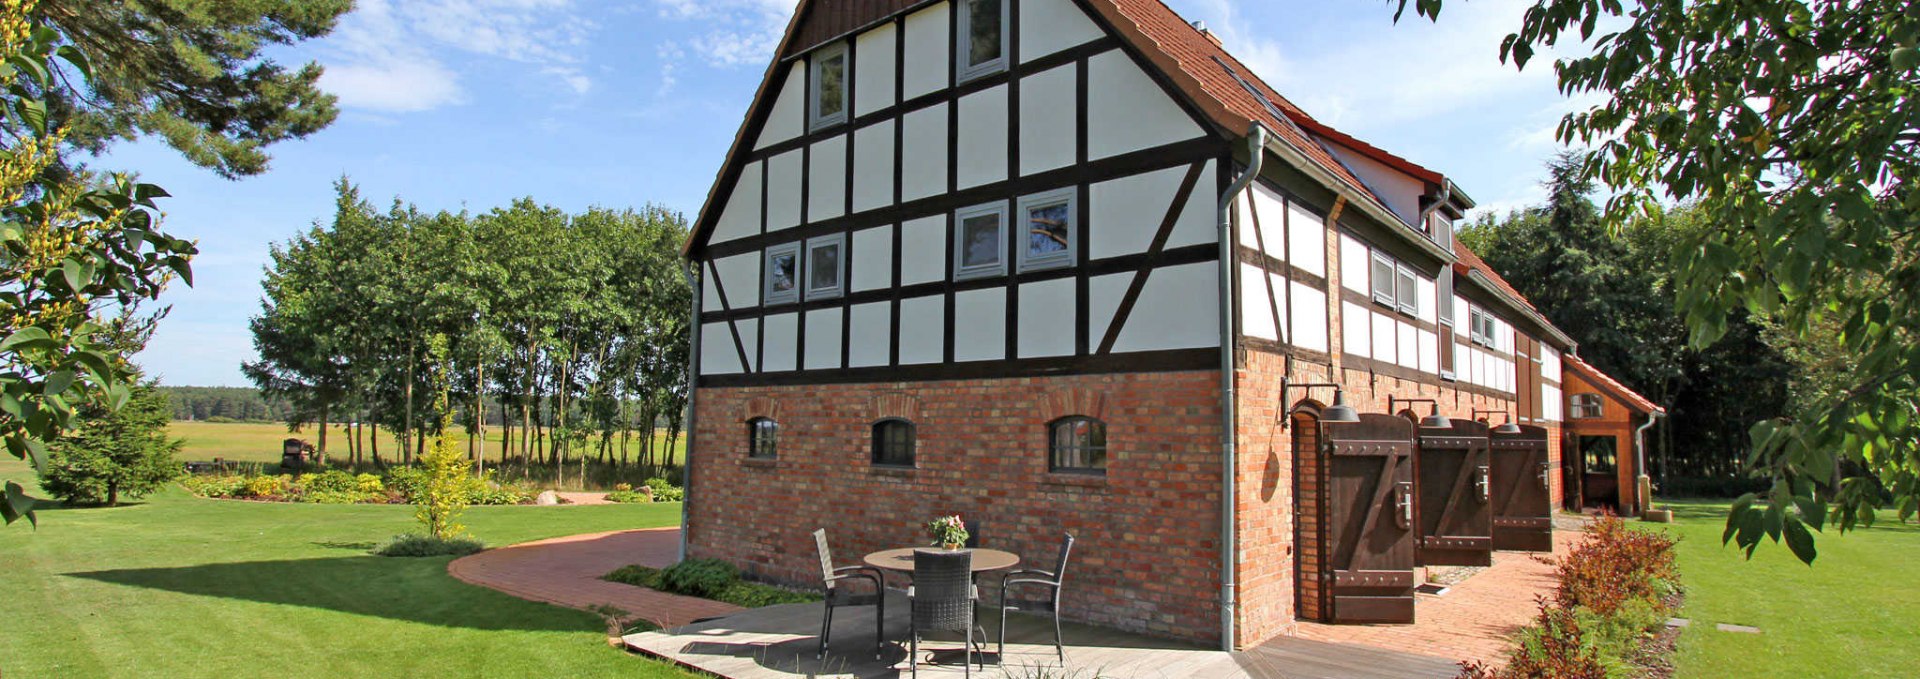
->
<box><xmin>1049</xmin><ymin>416</ymin><xmax>1107</xmax><ymax>474</ymax></box>
<box><xmin>747</xmin><ymin>418</ymin><xmax>778</xmax><ymax>459</ymax></box>
<box><xmin>954</xmin><ymin>202</ymin><xmax>1008</xmax><ymax>280</ymax></box>
<box><xmin>1017</xmin><ymin>188</ymin><xmax>1075</xmax><ymax>272</ymax></box>
<box><xmin>809</xmin><ymin>43</ymin><xmax>848</xmax><ymax>131</ymax></box>
<box><xmin>805</xmin><ymin>234</ymin><xmax>845</xmax><ymax>300</ymax></box>
<box><xmin>956</xmin><ymin>0</ymin><xmax>1007</xmax><ymax>83</ymax></box>
<box><xmin>765</xmin><ymin>242</ymin><xmax>801</xmax><ymax>305</ymax></box>
<box><xmin>872</xmin><ymin>418</ymin><xmax>916</xmax><ymax>467</ymax></box>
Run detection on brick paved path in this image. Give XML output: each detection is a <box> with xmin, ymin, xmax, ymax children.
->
<box><xmin>1288</xmin><ymin>530</ymin><xmax>1577</xmax><ymax>666</ymax></box>
<box><xmin>448</xmin><ymin>527</ymin><xmax>739</xmax><ymax>628</ymax></box>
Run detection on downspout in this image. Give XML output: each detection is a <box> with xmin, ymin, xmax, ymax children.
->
<box><xmin>679</xmin><ymin>263</ymin><xmax>704</xmax><ymax>562</ymax></box>
<box><xmin>1218</xmin><ymin>123</ymin><xmax>1266</xmax><ymax>652</ymax></box>
<box><xmin>1634</xmin><ymin>410</ymin><xmax>1665</xmax><ymax>515</ymax></box>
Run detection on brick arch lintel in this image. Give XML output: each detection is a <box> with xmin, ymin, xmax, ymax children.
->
<box><xmin>870</xmin><ymin>392</ymin><xmax>921</xmax><ymax>421</ymax></box>
<box><xmin>1041</xmin><ymin>387</ymin><xmax>1109</xmax><ymax>423</ymax></box>
<box><xmin>742</xmin><ymin>396</ymin><xmax>780</xmax><ymax>422</ymax></box>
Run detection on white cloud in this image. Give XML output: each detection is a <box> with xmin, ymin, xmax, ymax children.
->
<box><xmin>318</xmin><ymin>0</ymin><xmax>597</xmax><ymax>113</ymax></box>
<box><xmin>652</xmin><ymin>0</ymin><xmax>795</xmax><ymax>69</ymax></box>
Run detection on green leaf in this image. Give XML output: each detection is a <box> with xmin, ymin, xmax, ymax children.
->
<box><xmin>42</xmin><ymin>369</ymin><xmax>74</xmax><ymax>396</ymax></box>
<box><xmin>2</xmin><ymin>482</ymin><xmax>36</xmax><ymax>528</ymax></box>
<box><xmin>1783</xmin><ymin>516</ymin><xmax>1816</xmax><ymax>565</ymax></box>
<box><xmin>0</xmin><ymin>327</ymin><xmax>53</xmax><ymax>351</ymax></box>
<box><xmin>1894</xmin><ymin>47</ymin><xmax>1919</xmax><ymax>71</ymax></box>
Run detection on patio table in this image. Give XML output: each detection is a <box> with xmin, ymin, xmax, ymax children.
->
<box><xmin>862</xmin><ymin>547</ymin><xmax>1020</xmax><ymax>574</ymax></box>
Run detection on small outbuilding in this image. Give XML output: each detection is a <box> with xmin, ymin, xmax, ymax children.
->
<box><xmin>1559</xmin><ymin>356</ymin><xmax>1665</xmax><ymax>516</ymax></box>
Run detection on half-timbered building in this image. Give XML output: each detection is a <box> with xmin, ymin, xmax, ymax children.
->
<box><xmin>678</xmin><ymin>0</ymin><xmax>1658</xmax><ymax>651</ymax></box>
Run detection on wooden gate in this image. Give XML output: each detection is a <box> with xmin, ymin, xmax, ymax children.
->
<box><xmin>1415</xmin><ymin>420</ymin><xmax>1493</xmax><ymax>567</ymax></box>
<box><xmin>1324</xmin><ymin>414</ymin><xmax>1417</xmax><ymax>624</ymax></box>
<box><xmin>1490</xmin><ymin>424</ymin><xmax>1554</xmax><ymax>552</ymax></box>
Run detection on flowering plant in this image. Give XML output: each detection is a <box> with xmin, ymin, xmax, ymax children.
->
<box><xmin>926</xmin><ymin>514</ymin><xmax>969</xmax><ymax>548</ymax></box>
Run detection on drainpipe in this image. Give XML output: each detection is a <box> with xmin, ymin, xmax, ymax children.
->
<box><xmin>1218</xmin><ymin>123</ymin><xmax>1266</xmax><ymax>652</ymax></box>
<box><xmin>679</xmin><ymin>263</ymin><xmax>703</xmax><ymax>562</ymax></box>
<box><xmin>1634</xmin><ymin>411</ymin><xmax>1664</xmax><ymax>515</ymax></box>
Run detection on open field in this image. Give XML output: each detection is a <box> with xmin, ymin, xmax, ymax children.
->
<box><xmin>0</xmin><ymin>456</ymin><xmax>693</xmax><ymax>678</ymax></box>
<box><xmin>169</xmin><ymin>420</ymin><xmax>685</xmax><ymax>466</ymax></box>
<box><xmin>1657</xmin><ymin>499</ymin><xmax>1920</xmax><ymax>677</ymax></box>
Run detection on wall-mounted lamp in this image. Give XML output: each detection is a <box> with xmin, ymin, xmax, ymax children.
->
<box><xmin>1281</xmin><ymin>381</ymin><xmax>1360</xmax><ymax>428</ymax></box>
<box><xmin>1472</xmin><ymin>408</ymin><xmax>1523</xmax><ymax>434</ymax></box>
<box><xmin>1390</xmin><ymin>397</ymin><xmax>1451</xmax><ymax>429</ymax></box>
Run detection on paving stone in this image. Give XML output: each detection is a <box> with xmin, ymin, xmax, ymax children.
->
<box><xmin>1716</xmin><ymin>623</ymin><xmax>1762</xmax><ymax>634</ymax></box>
<box><xmin>448</xmin><ymin>527</ymin><xmax>739</xmax><ymax>628</ymax></box>
<box><xmin>1666</xmin><ymin>618</ymin><xmax>1690</xmax><ymax>628</ymax></box>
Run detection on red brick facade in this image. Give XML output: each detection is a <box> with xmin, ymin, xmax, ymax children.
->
<box><xmin>685</xmin><ymin>371</ymin><xmax>1228</xmax><ymax>643</ymax></box>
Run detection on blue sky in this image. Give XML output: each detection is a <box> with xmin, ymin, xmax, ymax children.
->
<box><xmin>118</xmin><ymin>0</ymin><xmax>1587</xmax><ymax>387</ymax></box>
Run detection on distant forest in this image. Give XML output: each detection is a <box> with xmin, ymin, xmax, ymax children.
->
<box><xmin>163</xmin><ymin>387</ymin><xmax>296</xmax><ymax>422</ymax></box>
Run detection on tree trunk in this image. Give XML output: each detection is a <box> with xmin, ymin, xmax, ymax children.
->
<box><xmin>108</xmin><ymin>481</ymin><xmax>119</xmax><ymax>507</ymax></box>
<box><xmin>403</xmin><ymin>344</ymin><xmax>417</xmax><ymax>465</ymax></box>
<box><xmin>371</xmin><ymin>421</ymin><xmax>381</xmax><ymax>465</ymax></box>
<box><xmin>317</xmin><ymin>402</ymin><xmax>330</xmax><ymax>465</ymax></box>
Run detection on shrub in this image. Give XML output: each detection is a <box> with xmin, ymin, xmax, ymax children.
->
<box><xmin>1458</xmin><ymin>600</ymin><xmax>1608</xmax><ymax>679</ymax></box>
<box><xmin>644</xmin><ymin>478</ymin><xmax>683</xmax><ymax>503</ymax></box>
<box><xmin>414</xmin><ymin>427</ymin><xmax>472</xmax><ymax>539</ymax></box>
<box><xmin>300</xmin><ymin>489</ymin><xmax>376</xmax><ymax>504</ymax></box>
<box><xmin>605</xmin><ymin>487</ymin><xmax>653</xmax><ymax>503</ymax></box>
<box><xmin>40</xmin><ymin>382</ymin><xmax>184</xmax><ymax>506</ymax></box>
<box><xmin>295</xmin><ymin>469</ymin><xmax>359</xmax><ymax>495</ymax></box>
<box><xmin>180</xmin><ymin>474</ymin><xmax>248</xmax><ymax>498</ymax></box>
<box><xmin>354</xmin><ymin>473</ymin><xmax>384</xmax><ymax>494</ymax></box>
<box><xmin>243</xmin><ymin>474</ymin><xmax>291</xmax><ymax>499</ymax></box>
<box><xmin>659</xmin><ymin>558</ymin><xmax>737</xmax><ymax>598</ymax></box>
<box><xmin>463</xmin><ymin>475</ymin><xmax>532</xmax><ymax>506</ymax></box>
<box><xmin>604</xmin><ymin>563</ymin><xmax>820</xmax><ymax>608</ymax></box>
<box><xmin>1554</xmin><ymin>514</ymin><xmax>1678</xmax><ymax>616</ymax></box>
<box><xmin>372</xmin><ymin>533</ymin><xmax>486</xmax><ymax>557</ymax></box>
<box><xmin>384</xmin><ymin>466</ymin><xmax>428</xmax><ymax>500</ymax></box>
<box><xmin>605</xmin><ymin>564</ymin><xmax>665</xmax><ymax>590</ymax></box>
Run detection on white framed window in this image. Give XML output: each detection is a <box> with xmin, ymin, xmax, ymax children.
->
<box><xmin>764</xmin><ymin>242</ymin><xmax>801</xmax><ymax>305</ymax></box>
<box><xmin>1370</xmin><ymin>251</ymin><xmax>1396</xmax><ymax>307</ymax></box>
<box><xmin>1467</xmin><ymin>306</ymin><xmax>1489</xmax><ymax>345</ymax></box>
<box><xmin>1395</xmin><ymin>263</ymin><xmax>1418</xmax><ymax>317</ymax></box>
<box><xmin>953</xmin><ymin>201</ymin><xmax>1008</xmax><ymax>280</ymax></box>
<box><xmin>956</xmin><ymin>0</ymin><xmax>1008</xmax><ymax>83</ymax></box>
<box><xmin>804</xmin><ymin>234</ymin><xmax>845</xmax><ymax>300</ymax></box>
<box><xmin>1569</xmin><ymin>393</ymin><xmax>1604</xmax><ymax>419</ymax></box>
<box><xmin>1017</xmin><ymin>188</ymin><xmax>1075</xmax><ymax>272</ymax></box>
<box><xmin>809</xmin><ymin>43</ymin><xmax>848</xmax><ymax>131</ymax></box>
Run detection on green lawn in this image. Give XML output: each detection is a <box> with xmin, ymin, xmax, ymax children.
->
<box><xmin>1658</xmin><ymin>499</ymin><xmax>1920</xmax><ymax>677</ymax></box>
<box><xmin>170</xmin><ymin>420</ymin><xmax>686</xmax><ymax>466</ymax></box>
<box><xmin>0</xmin><ymin>457</ymin><xmax>695</xmax><ymax>678</ymax></box>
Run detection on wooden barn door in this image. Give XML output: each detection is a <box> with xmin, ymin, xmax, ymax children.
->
<box><xmin>1490</xmin><ymin>424</ymin><xmax>1554</xmax><ymax>552</ymax></box>
<box><xmin>1415</xmin><ymin>420</ymin><xmax>1493</xmax><ymax>567</ymax></box>
<box><xmin>1324</xmin><ymin>414</ymin><xmax>1417</xmax><ymax>624</ymax></box>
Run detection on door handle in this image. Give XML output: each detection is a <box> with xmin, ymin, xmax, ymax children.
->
<box><xmin>1476</xmin><ymin>465</ymin><xmax>1491</xmax><ymax>503</ymax></box>
<box><xmin>1538</xmin><ymin>463</ymin><xmax>1553</xmax><ymax>491</ymax></box>
<box><xmin>1395</xmin><ymin>481</ymin><xmax>1413</xmax><ymax>530</ymax></box>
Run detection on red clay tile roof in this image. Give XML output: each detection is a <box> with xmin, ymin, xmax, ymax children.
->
<box><xmin>1451</xmin><ymin>242</ymin><xmax>1536</xmax><ymax>312</ymax></box>
<box><xmin>1565</xmin><ymin>355</ymin><xmax>1664</xmax><ymax>414</ymax></box>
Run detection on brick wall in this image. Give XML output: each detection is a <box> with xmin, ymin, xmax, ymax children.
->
<box><xmin>686</xmin><ymin>370</ymin><xmax>1227</xmax><ymax>643</ymax></box>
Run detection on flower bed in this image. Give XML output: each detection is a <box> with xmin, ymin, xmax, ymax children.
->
<box><xmin>602</xmin><ymin>478</ymin><xmax>684</xmax><ymax>504</ymax></box>
<box><xmin>181</xmin><ymin>467</ymin><xmax>534</xmax><ymax>505</ymax></box>
<box><xmin>604</xmin><ymin>559</ymin><xmax>819</xmax><ymax>608</ymax></box>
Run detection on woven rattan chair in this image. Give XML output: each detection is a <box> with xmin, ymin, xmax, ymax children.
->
<box><xmin>813</xmin><ymin>529</ymin><xmax>886</xmax><ymax>660</ymax></box>
<box><xmin>999</xmin><ymin>533</ymin><xmax>1074</xmax><ymax>661</ymax></box>
<box><xmin>908</xmin><ymin>549</ymin><xmax>983</xmax><ymax>677</ymax></box>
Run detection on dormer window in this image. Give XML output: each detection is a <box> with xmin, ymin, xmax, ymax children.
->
<box><xmin>809</xmin><ymin>43</ymin><xmax>847</xmax><ymax>131</ymax></box>
<box><xmin>956</xmin><ymin>0</ymin><xmax>1008</xmax><ymax>83</ymax></box>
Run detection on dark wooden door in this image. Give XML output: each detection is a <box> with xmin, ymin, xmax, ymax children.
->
<box><xmin>1415</xmin><ymin>420</ymin><xmax>1493</xmax><ymax>567</ymax></box>
<box><xmin>1490</xmin><ymin>424</ymin><xmax>1554</xmax><ymax>552</ymax></box>
<box><xmin>1324</xmin><ymin>414</ymin><xmax>1417</xmax><ymax>624</ymax></box>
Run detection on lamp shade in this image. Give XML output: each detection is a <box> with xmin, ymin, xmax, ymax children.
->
<box><xmin>1420</xmin><ymin>407</ymin><xmax>1452</xmax><ymax>429</ymax></box>
<box><xmin>1494</xmin><ymin>420</ymin><xmax>1522</xmax><ymax>434</ymax></box>
<box><xmin>1322</xmin><ymin>390</ymin><xmax>1360</xmax><ymax>423</ymax></box>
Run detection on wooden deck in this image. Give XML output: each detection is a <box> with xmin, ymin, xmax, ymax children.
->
<box><xmin>623</xmin><ymin>591</ymin><xmax>1459</xmax><ymax>678</ymax></box>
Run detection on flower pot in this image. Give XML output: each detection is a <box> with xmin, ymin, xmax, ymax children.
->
<box><xmin>943</xmin><ymin>542</ymin><xmax>962</xmax><ymax>551</ymax></box>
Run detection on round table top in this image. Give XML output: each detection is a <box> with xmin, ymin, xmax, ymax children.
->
<box><xmin>862</xmin><ymin>547</ymin><xmax>1020</xmax><ymax>573</ymax></box>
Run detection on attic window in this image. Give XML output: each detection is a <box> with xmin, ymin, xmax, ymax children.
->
<box><xmin>809</xmin><ymin>43</ymin><xmax>848</xmax><ymax>131</ymax></box>
<box><xmin>957</xmin><ymin>0</ymin><xmax>1008</xmax><ymax>83</ymax></box>
<box><xmin>1213</xmin><ymin>56</ymin><xmax>1288</xmax><ymax>124</ymax></box>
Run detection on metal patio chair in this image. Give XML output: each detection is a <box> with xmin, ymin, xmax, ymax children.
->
<box><xmin>813</xmin><ymin>529</ymin><xmax>886</xmax><ymax>660</ymax></box>
<box><xmin>908</xmin><ymin>549</ymin><xmax>984</xmax><ymax>677</ymax></box>
<box><xmin>999</xmin><ymin>532</ymin><xmax>1075</xmax><ymax>661</ymax></box>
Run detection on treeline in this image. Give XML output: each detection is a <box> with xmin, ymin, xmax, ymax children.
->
<box><xmin>244</xmin><ymin>180</ymin><xmax>691</xmax><ymax>473</ymax></box>
<box><xmin>1463</xmin><ymin>154</ymin><xmax>1800</xmax><ymax>495</ymax></box>
<box><xmin>162</xmin><ymin>386</ymin><xmax>297</xmax><ymax>422</ymax></box>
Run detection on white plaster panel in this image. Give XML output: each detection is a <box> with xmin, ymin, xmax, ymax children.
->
<box><xmin>1453</xmin><ymin>295</ymin><xmax>1468</xmax><ymax>326</ymax></box>
<box><xmin>1019</xmin><ymin>63</ymin><xmax>1077</xmax><ymax>176</ymax></box>
<box><xmin>1397</xmin><ymin>322</ymin><xmax>1418</xmax><ymax>370</ymax></box>
<box><xmin>804</xmin><ymin>308</ymin><xmax>844</xmax><ymax>370</ymax></box>
<box><xmin>700</xmin><ymin>321</ymin><xmax>742</xmax><ymax>375</ymax></box>
<box><xmin>766</xmin><ymin>150</ymin><xmax>803</xmax><ymax>232</ymax></box>
<box><xmin>706</xmin><ymin>252</ymin><xmax>761</xmax><ymax>310</ymax></box>
<box><xmin>851</xmin><ymin>224</ymin><xmax>893</xmax><ymax>292</ymax></box>
<box><xmin>711</xmin><ymin>161</ymin><xmax>762</xmax><ymax>244</ymax></box>
<box><xmin>899</xmin><ymin>215</ymin><xmax>947</xmax><ymax>285</ymax></box>
<box><xmin>848</xmin><ymin>302</ymin><xmax>892</xmax><ymax>368</ymax></box>
<box><xmin>957</xmin><ymin>85</ymin><xmax>1009</xmax><ymax>189</ymax></box>
<box><xmin>756</xmin><ymin>64</ymin><xmax>803</xmax><ymax>150</ymax></box>
<box><xmin>902</xmin><ymin>3</ymin><xmax>950</xmax><ymax>100</ymax></box>
<box><xmin>1371</xmin><ymin>312</ymin><xmax>1397</xmax><ymax>365</ymax></box>
<box><xmin>954</xmin><ymin>287</ymin><xmax>1007</xmax><ymax>361</ymax></box>
<box><xmin>808</xmin><ymin>135</ymin><xmax>848</xmax><ymax>223</ymax></box>
<box><xmin>1287</xmin><ymin>202</ymin><xmax>1325</xmax><ymax>276</ymax></box>
<box><xmin>1269</xmin><ymin>272</ymin><xmax>1291</xmax><ymax>340</ymax></box>
<box><xmin>854</xmin><ymin>22</ymin><xmax>897</xmax><ymax>117</ymax></box>
<box><xmin>898</xmin><ymin>295</ymin><xmax>945</xmax><ymax>365</ymax></box>
<box><xmin>1416</xmin><ymin>276</ymin><xmax>1437</xmax><ymax>324</ymax></box>
<box><xmin>1234</xmin><ymin>193</ymin><xmax>1258</xmax><ymax>248</ymax></box>
<box><xmin>1166</xmin><ymin>160</ymin><xmax>1217</xmax><ymax>250</ymax></box>
<box><xmin>1086</xmin><ymin>49</ymin><xmax>1202</xmax><ymax>160</ymax></box>
<box><xmin>1090</xmin><ymin>164</ymin><xmax>1182</xmax><ymax>259</ymax></box>
<box><xmin>1418</xmin><ymin>329</ymin><xmax>1438</xmax><ymax>374</ymax></box>
<box><xmin>1290</xmin><ymin>281</ymin><xmax>1328</xmax><ymax>352</ymax></box>
<box><xmin>1542</xmin><ymin>346</ymin><xmax>1562</xmax><ymax>380</ymax></box>
<box><xmin>1340</xmin><ymin>234</ymin><xmax>1369</xmax><ymax>293</ymax></box>
<box><xmin>1543</xmin><ymin>384</ymin><xmax>1563</xmax><ymax>421</ymax></box>
<box><xmin>1087</xmin><ymin>272</ymin><xmax>1128</xmax><ymax>344</ymax></box>
<box><xmin>900</xmin><ymin>105</ymin><xmax>949</xmax><ymax>202</ymax></box>
<box><xmin>1250</xmin><ymin>183</ymin><xmax>1287</xmax><ymax>259</ymax></box>
<box><xmin>1018</xmin><ymin>278</ymin><xmax>1076</xmax><ymax>357</ymax></box>
<box><xmin>1018</xmin><ymin>0</ymin><xmax>1102</xmax><ymax>63</ymax></box>
<box><xmin>1112</xmin><ymin>263</ymin><xmax>1216</xmax><ymax>352</ymax></box>
<box><xmin>1239</xmin><ymin>263</ymin><xmax>1277</xmax><ymax>341</ymax></box>
<box><xmin>761</xmin><ymin>313</ymin><xmax>798</xmax><ymax>372</ymax></box>
<box><xmin>853</xmin><ymin>120</ymin><xmax>896</xmax><ymax>212</ymax></box>
<box><xmin>1341</xmin><ymin>301</ymin><xmax>1371</xmax><ymax>359</ymax></box>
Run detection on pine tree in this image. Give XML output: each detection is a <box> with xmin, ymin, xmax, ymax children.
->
<box><xmin>42</xmin><ymin>382</ymin><xmax>185</xmax><ymax>506</ymax></box>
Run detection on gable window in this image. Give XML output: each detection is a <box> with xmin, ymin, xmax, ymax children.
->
<box><xmin>765</xmin><ymin>242</ymin><xmax>801</xmax><ymax>305</ymax></box>
<box><xmin>1370</xmin><ymin>251</ymin><xmax>1396</xmax><ymax>306</ymax></box>
<box><xmin>1395</xmin><ymin>263</ymin><xmax>1419</xmax><ymax>316</ymax></box>
<box><xmin>1569</xmin><ymin>393</ymin><xmax>1604</xmax><ymax>419</ymax></box>
<box><xmin>956</xmin><ymin>0</ymin><xmax>1007</xmax><ymax>83</ymax></box>
<box><xmin>809</xmin><ymin>43</ymin><xmax>848</xmax><ymax>131</ymax></box>
<box><xmin>805</xmin><ymin>234</ymin><xmax>845</xmax><ymax>299</ymax></box>
<box><xmin>1049</xmin><ymin>416</ymin><xmax>1108</xmax><ymax>474</ymax></box>
<box><xmin>871</xmin><ymin>418</ymin><xmax>916</xmax><ymax>467</ymax></box>
<box><xmin>747</xmin><ymin>418</ymin><xmax>778</xmax><ymax>459</ymax></box>
<box><xmin>1017</xmin><ymin>188</ymin><xmax>1075</xmax><ymax>272</ymax></box>
<box><xmin>954</xmin><ymin>202</ymin><xmax>1008</xmax><ymax>280</ymax></box>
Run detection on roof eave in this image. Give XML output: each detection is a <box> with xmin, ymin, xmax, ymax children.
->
<box><xmin>1259</xmin><ymin>134</ymin><xmax>1455</xmax><ymax>264</ymax></box>
<box><xmin>1462</xmin><ymin>269</ymin><xmax>1577</xmax><ymax>349</ymax></box>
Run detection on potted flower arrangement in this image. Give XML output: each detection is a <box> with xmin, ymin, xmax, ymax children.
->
<box><xmin>926</xmin><ymin>514</ymin><xmax>969</xmax><ymax>550</ymax></box>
